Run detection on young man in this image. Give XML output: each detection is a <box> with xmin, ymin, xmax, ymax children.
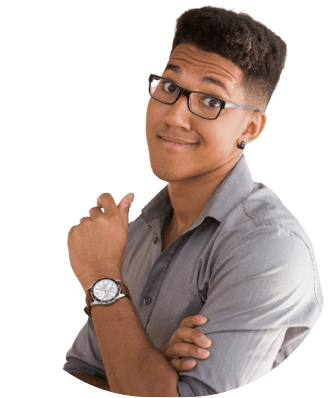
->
<box><xmin>63</xmin><ymin>6</ymin><xmax>323</xmax><ymax>396</ymax></box>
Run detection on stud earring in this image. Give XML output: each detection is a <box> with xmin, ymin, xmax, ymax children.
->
<box><xmin>237</xmin><ymin>141</ymin><xmax>246</xmax><ymax>150</ymax></box>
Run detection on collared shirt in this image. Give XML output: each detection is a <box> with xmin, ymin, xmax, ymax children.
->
<box><xmin>63</xmin><ymin>155</ymin><xmax>323</xmax><ymax>396</ymax></box>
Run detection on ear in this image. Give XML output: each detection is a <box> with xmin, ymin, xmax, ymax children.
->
<box><xmin>240</xmin><ymin>111</ymin><xmax>267</xmax><ymax>144</ymax></box>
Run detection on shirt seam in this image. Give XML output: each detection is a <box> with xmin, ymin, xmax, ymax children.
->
<box><xmin>242</xmin><ymin>200</ymin><xmax>322</xmax><ymax>312</ymax></box>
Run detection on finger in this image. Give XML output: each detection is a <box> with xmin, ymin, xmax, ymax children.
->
<box><xmin>97</xmin><ymin>193</ymin><xmax>117</xmax><ymax>216</ymax></box>
<box><xmin>174</xmin><ymin>326</ymin><xmax>212</xmax><ymax>348</ymax></box>
<box><xmin>118</xmin><ymin>193</ymin><xmax>134</xmax><ymax>231</ymax></box>
<box><xmin>164</xmin><ymin>342</ymin><xmax>211</xmax><ymax>361</ymax></box>
<box><xmin>118</xmin><ymin>193</ymin><xmax>134</xmax><ymax>209</ymax></box>
<box><xmin>180</xmin><ymin>314</ymin><xmax>208</xmax><ymax>328</ymax></box>
<box><xmin>89</xmin><ymin>207</ymin><xmax>104</xmax><ymax>218</ymax></box>
<box><xmin>169</xmin><ymin>358</ymin><xmax>197</xmax><ymax>372</ymax></box>
<box><xmin>79</xmin><ymin>216</ymin><xmax>90</xmax><ymax>223</ymax></box>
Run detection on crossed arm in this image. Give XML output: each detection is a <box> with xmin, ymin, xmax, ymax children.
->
<box><xmin>80</xmin><ymin>294</ymin><xmax>179</xmax><ymax>396</ymax></box>
<box><xmin>71</xmin><ymin>298</ymin><xmax>211</xmax><ymax>395</ymax></box>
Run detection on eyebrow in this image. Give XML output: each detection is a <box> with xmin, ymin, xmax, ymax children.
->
<box><xmin>164</xmin><ymin>63</ymin><xmax>230</xmax><ymax>96</ymax></box>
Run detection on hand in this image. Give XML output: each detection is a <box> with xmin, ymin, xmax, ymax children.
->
<box><xmin>161</xmin><ymin>315</ymin><xmax>212</xmax><ymax>372</ymax></box>
<box><xmin>67</xmin><ymin>192</ymin><xmax>134</xmax><ymax>292</ymax></box>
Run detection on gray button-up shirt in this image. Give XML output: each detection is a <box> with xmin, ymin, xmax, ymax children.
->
<box><xmin>63</xmin><ymin>155</ymin><xmax>323</xmax><ymax>396</ymax></box>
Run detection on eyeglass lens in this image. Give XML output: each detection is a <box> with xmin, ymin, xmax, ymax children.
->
<box><xmin>150</xmin><ymin>76</ymin><xmax>221</xmax><ymax>119</ymax></box>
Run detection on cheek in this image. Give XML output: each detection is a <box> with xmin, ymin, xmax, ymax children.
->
<box><xmin>201</xmin><ymin>125</ymin><xmax>237</xmax><ymax>158</ymax></box>
<box><xmin>146</xmin><ymin>99</ymin><xmax>163</xmax><ymax>133</ymax></box>
<box><xmin>146</xmin><ymin>101</ymin><xmax>153</xmax><ymax>129</ymax></box>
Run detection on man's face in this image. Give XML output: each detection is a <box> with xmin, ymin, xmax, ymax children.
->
<box><xmin>146</xmin><ymin>43</ymin><xmax>258</xmax><ymax>183</ymax></box>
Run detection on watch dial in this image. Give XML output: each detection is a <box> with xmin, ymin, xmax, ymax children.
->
<box><xmin>93</xmin><ymin>279</ymin><xmax>118</xmax><ymax>302</ymax></box>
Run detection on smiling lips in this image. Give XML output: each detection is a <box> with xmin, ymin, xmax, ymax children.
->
<box><xmin>158</xmin><ymin>136</ymin><xmax>195</xmax><ymax>150</ymax></box>
<box><xmin>159</xmin><ymin>135</ymin><xmax>196</xmax><ymax>149</ymax></box>
<box><xmin>159</xmin><ymin>135</ymin><xmax>195</xmax><ymax>145</ymax></box>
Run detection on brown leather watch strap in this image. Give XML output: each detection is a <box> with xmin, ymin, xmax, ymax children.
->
<box><xmin>84</xmin><ymin>279</ymin><xmax>131</xmax><ymax>317</ymax></box>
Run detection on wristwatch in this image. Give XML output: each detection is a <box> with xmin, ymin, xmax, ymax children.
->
<box><xmin>84</xmin><ymin>277</ymin><xmax>131</xmax><ymax>317</ymax></box>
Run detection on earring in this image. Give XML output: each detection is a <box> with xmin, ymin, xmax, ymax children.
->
<box><xmin>237</xmin><ymin>141</ymin><xmax>246</xmax><ymax>150</ymax></box>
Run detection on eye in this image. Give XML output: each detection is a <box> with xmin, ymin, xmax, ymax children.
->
<box><xmin>163</xmin><ymin>81</ymin><xmax>178</xmax><ymax>94</ymax></box>
<box><xmin>201</xmin><ymin>96</ymin><xmax>221</xmax><ymax>108</ymax></box>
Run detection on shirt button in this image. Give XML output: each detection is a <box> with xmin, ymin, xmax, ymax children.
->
<box><xmin>143</xmin><ymin>297</ymin><xmax>151</xmax><ymax>305</ymax></box>
<box><xmin>153</xmin><ymin>237</ymin><xmax>158</xmax><ymax>244</ymax></box>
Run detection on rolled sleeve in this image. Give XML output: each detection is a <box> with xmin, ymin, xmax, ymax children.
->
<box><xmin>177</xmin><ymin>224</ymin><xmax>322</xmax><ymax>395</ymax></box>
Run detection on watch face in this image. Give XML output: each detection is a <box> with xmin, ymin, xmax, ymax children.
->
<box><xmin>92</xmin><ymin>278</ymin><xmax>119</xmax><ymax>303</ymax></box>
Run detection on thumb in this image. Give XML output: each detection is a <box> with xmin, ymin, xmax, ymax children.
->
<box><xmin>122</xmin><ymin>192</ymin><xmax>134</xmax><ymax>211</ymax></box>
<box><xmin>119</xmin><ymin>193</ymin><xmax>134</xmax><ymax>230</ymax></box>
<box><xmin>126</xmin><ymin>193</ymin><xmax>134</xmax><ymax>206</ymax></box>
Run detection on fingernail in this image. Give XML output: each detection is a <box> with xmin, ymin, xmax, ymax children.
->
<box><xmin>199</xmin><ymin>335</ymin><xmax>212</xmax><ymax>347</ymax></box>
<box><xmin>196</xmin><ymin>316</ymin><xmax>207</xmax><ymax>323</ymax></box>
<box><xmin>127</xmin><ymin>194</ymin><xmax>134</xmax><ymax>205</ymax></box>
<box><xmin>186</xmin><ymin>359</ymin><xmax>196</xmax><ymax>367</ymax></box>
<box><xmin>197</xmin><ymin>348</ymin><xmax>210</xmax><ymax>358</ymax></box>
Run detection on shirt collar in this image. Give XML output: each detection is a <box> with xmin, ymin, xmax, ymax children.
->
<box><xmin>140</xmin><ymin>155</ymin><xmax>254</xmax><ymax>233</ymax></box>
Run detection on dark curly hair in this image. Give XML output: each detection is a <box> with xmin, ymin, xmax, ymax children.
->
<box><xmin>171</xmin><ymin>6</ymin><xmax>287</xmax><ymax>110</ymax></box>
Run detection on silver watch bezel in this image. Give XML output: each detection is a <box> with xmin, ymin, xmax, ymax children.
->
<box><xmin>90</xmin><ymin>277</ymin><xmax>121</xmax><ymax>304</ymax></box>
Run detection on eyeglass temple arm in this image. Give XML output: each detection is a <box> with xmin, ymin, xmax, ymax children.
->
<box><xmin>225</xmin><ymin>101</ymin><xmax>260</xmax><ymax>112</ymax></box>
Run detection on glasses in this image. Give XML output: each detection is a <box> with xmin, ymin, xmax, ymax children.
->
<box><xmin>148</xmin><ymin>74</ymin><xmax>260</xmax><ymax>120</ymax></box>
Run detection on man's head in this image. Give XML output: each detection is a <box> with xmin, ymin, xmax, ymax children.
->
<box><xmin>146</xmin><ymin>6</ymin><xmax>286</xmax><ymax>185</ymax></box>
<box><xmin>172</xmin><ymin>6</ymin><xmax>287</xmax><ymax>111</ymax></box>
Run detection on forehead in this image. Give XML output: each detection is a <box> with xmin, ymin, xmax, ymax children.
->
<box><xmin>166</xmin><ymin>44</ymin><xmax>245</xmax><ymax>99</ymax></box>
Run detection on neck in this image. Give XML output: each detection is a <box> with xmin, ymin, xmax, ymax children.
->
<box><xmin>167</xmin><ymin>154</ymin><xmax>242</xmax><ymax>234</ymax></box>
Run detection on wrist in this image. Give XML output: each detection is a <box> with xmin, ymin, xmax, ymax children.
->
<box><xmin>83</xmin><ymin>272</ymin><xmax>123</xmax><ymax>292</ymax></box>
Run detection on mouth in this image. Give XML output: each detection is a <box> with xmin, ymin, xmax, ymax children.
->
<box><xmin>158</xmin><ymin>136</ymin><xmax>196</xmax><ymax>149</ymax></box>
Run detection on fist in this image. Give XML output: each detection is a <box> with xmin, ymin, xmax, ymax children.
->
<box><xmin>67</xmin><ymin>192</ymin><xmax>134</xmax><ymax>291</ymax></box>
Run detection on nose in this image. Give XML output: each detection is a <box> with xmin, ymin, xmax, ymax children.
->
<box><xmin>161</xmin><ymin>95</ymin><xmax>192</xmax><ymax>130</ymax></box>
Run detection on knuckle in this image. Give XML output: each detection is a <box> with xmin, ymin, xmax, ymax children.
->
<box><xmin>95</xmin><ymin>213</ymin><xmax>105</xmax><ymax>222</ymax></box>
<box><xmin>110</xmin><ymin>213</ymin><xmax>121</xmax><ymax>223</ymax></box>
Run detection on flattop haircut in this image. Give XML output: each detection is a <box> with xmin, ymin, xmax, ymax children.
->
<box><xmin>171</xmin><ymin>6</ymin><xmax>287</xmax><ymax>111</ymax></box>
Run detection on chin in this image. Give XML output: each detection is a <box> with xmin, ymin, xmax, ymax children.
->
<box><xmin>149</xmin><ymin>162</ymin><xmax>186</xmax><ymax>183</ymax></box>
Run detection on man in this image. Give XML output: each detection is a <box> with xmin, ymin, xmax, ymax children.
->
<box><xmin>63</xmin><ymin>6</ymin><xmax>323</xmax><ymax>396</ymax></box>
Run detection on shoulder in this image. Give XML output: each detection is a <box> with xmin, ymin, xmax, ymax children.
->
<box><xmin>217</xmin><ymin>181</ymin><xmax>315</xmax><ymax>258</ymax></box>
<box><xmin>213</xmin><ymin>182</ymin><xmax>316</xmax><ymax>286</ymax></box>
<box><xmin>243</xmin><ymin>182</ymin><xmax>309</xmax><ymax>238</ymax></box>
<box><xmin>211</xmin><ymin>182</ymin><xmax>323</xmax><ymax>312</ymax></box>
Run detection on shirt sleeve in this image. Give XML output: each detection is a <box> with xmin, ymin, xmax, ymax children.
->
<box><xmin>63</xmin><ymin>316</ymin><xmax>107</xmax><ymax>380</ymax></box>
<box><xmin>177</xmin><ymin>223</ymin><xmax>323</xmax><ymax>396</ymax></box>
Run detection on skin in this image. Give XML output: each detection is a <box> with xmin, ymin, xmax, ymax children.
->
<box><xmin>146</xmin><ymin>43</ymin><xmax>266</xmax><ymax>236</ymax></box>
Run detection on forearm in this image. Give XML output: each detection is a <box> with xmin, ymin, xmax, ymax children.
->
<box><xmin>91</xmin><ymin>292</ymin><xmax>180</xmax><ymax>397</ymax></box>
<box><xmin>73</xmin><ymin>374</ymin><xmax>110</xmax><ymax>391</ymax></box>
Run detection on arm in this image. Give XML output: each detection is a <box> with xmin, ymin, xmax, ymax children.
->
<box><xmin>72</xmin><ymin>374</ymin><xmax>110</xmax><ymax>391</ymax></box>
<box><xmin>91</xmin><ymin>289</ymin><xmax>179</xmax><ymax>397</ymax></box>
<box><xmin>64</xmin><ymin>314</ymin><xmax>211</xmax><ymax>394</ymax></box>
<box><xmin>67</xmin><ymin>193</ymin><xmax>179</xmax><ymax>396</ymax></box>
<box><xmin>176</xmin><ymin>224</ymin><xmax>322</xmax><ymax>394</ymax></box>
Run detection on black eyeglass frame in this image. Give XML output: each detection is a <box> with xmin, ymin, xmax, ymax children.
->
<box><xmin>149</xmin><ymin>74</ymin><xmax>260</xmax><ymax>120</ymax></box>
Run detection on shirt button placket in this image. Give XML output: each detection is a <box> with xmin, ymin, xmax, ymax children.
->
<box><xmin>143</xmin><ymin>297</ymin><xmax>151</xmax><ymax>305</ymax></box>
